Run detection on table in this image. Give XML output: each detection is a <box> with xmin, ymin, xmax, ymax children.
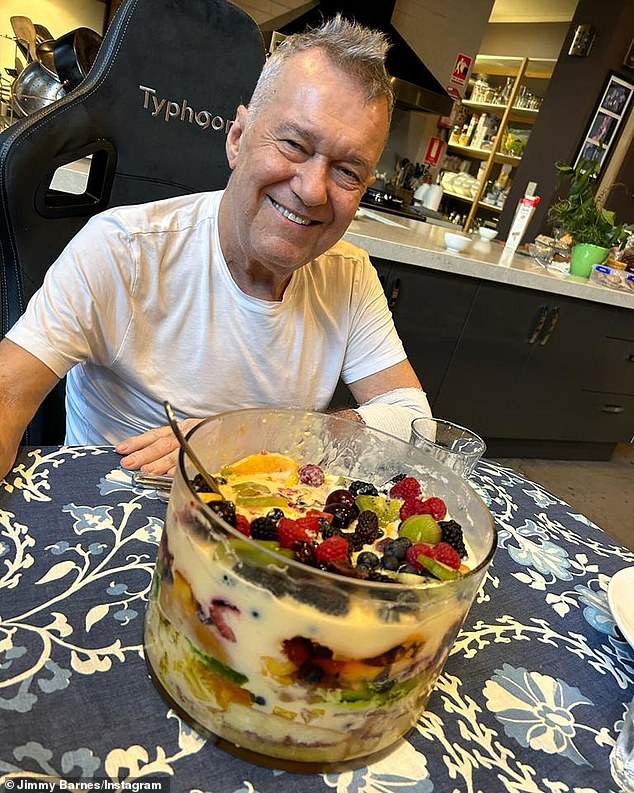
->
<box><xmin>1</xmin><ymin>446</ymin><xmax>633</xmax><ymax>792</ymax></box>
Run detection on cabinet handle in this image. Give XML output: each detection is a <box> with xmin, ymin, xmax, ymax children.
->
<box><xmin>601</xmin><ymin>404</ymin><xmax>625</xmax><ymax>413</ymax></box>
<box><xmin>539</xmin><ymin>307</ymin><xmax>560</xmax><ymax>346</ymax></box>
<box><xmin>527</xmin><ymin>306</ymin><xmax>549</xmax><ymax>344</ymax></box>
<box><xmin>388</xmin><ymin>278</ymin><xmax>401</xmax><ymax>310</ymax></box>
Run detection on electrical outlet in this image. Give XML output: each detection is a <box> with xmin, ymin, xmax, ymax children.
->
<box><xmin>569</xmin><ymin>25</ymin><xmax>596</xmax><ymax>57</ymax></box>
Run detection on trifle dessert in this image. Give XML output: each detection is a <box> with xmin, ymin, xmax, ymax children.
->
<box><xmin>144</xmin><ymin>409</ymin><xmax>496</xmax><ymax>770</ymax></box>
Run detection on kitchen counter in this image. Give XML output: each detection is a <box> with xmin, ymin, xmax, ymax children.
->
<box><xmin>345</xmin><ymin>210</ymin><xmax>634</xmax><ymax>310</ymax></box>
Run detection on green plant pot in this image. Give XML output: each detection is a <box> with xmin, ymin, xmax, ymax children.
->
<box><xmin>569</xmin><ymin>243</ymin><xmax>609</xmax><ymax>278</ymax></box>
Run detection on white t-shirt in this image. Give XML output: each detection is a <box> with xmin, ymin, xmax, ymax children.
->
<box><xmin>7</xmin><ymin>191</ymin><xmax>406</xmax><ymax>444</ymax></box>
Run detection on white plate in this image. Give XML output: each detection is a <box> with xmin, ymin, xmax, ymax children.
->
<box><xmin>608</xmin><ymin>567</ymin><xmax>634</xmax><ymax>647</ymax></box>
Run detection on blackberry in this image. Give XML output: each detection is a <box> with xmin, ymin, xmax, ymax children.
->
<box><xmin>192</xmin><ymin>472</ymin><xmax>226</xmax><ymax>491</ymax></box>
<box><xmin>236</xmin><ymin>563</ymin><xmax>288</xmax><ymax>597</ymax></box>
<box><xmin>291</xmin><ymin>582</ymin><xmax>350</xmax><ymax>616</ymax></box>
<box><xmin>266</xmin><ymin>508</ymin><xmax>285</xmax><ymax>522</ymax></box>
<box><xmin>356</xmin><ymin>551</ymin><xmax>380</xmax><ymax>570</ymax></box>
<box><xmin>376</xmin><ymin>589</ymin><xmax>420</xmax><ymax>622</ymax></box>
<box><xmin>207</xmin><ymin>499</ymin><xmax>237</xmax><ymax>527</ymax></box>
<box><xmin>440</xmin><ymin>520</ymin><xmax>467</xmax><ymax>558</ymax></box>
<box><xmin>349</xmin><ymin>480</ymin><xmax>379</xmax><ymax>497</ymax></box>
<box><xmin>354</xmin><ymin>510</ymin><xmax>381</xmax><ymax>546</ymax></box>
<box><xmin>250</xmin><ymin>516</ymin><xmax>279</xmax><ymax>541</ymax></box>
<box><xmin>293</xmin><ymin>541</ymin><xmax>317</xmax><ymax>567</ymax></box>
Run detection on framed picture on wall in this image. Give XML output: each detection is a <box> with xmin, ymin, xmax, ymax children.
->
<box><xmin>574</xmin><ymin>73</ymin><xmax>633</xmax><ymax>173</ymax></box>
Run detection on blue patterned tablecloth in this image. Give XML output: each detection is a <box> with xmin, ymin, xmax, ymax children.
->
<box><xmin>1</xmin><ymin>446</ymin><xmax>633</xmax><ymax>792</ymax></box>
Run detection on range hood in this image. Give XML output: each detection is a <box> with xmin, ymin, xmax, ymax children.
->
<box><xmin>276</xmin><ymin>0</ymin><xmax>453</xmax><ymax>115</ymax></box>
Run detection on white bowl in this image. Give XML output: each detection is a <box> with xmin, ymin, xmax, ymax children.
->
<box><xmin>444</xmin><ymin>232</ymin><xmax>471</xmax><ymax>253</ymax></box>
<box><xmin>478</xmin><ymin>227</ymin><xmax>498</xmax><ymax>241</ymax></box>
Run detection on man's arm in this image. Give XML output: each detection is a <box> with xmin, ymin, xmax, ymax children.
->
<box><xmin>339</xmin><ymin>359</ymin><xmax>431</xmax><ymax>439</ymax></box>
<box><xmin>0</xmin><ymin>338</ymin><xmax>60</xmax><ymax>480</ymax></box>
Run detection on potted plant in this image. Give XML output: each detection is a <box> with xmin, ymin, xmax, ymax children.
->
<box><xmin>547</xmin><ymin>160</ymin><xmax>633</xmax><ymax>277</ymax></box>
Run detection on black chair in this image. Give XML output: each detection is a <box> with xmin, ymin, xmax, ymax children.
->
<box><xmin>0</xmin><ymin>0</ymin><xmax>265</xmax><ymax>443</ymax></box>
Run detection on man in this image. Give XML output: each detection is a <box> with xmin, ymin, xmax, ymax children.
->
<box><xmin>0</xmin><ymin>15</ymin><xmax>431</xmax><ymax>481</ymax></box>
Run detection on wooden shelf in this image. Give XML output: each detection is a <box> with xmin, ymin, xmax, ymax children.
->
<box><xmin>461</xmin><ymin>99</ymin><xmax>540</xmax><ymax>124</ymax></box>
<box><xmin>447</xmin><ymin>143</ymin><xmax>522</xmax><ymax>166</ymax></box>
<box><xmin>472</xmin><ymin>54</ymin><xmax>555</xmax><ymax>80</ymax></box>
<box><xmin>443</xmin><ymin>188</ymin><xmax>504</xmax><ymax>213</ymax></box>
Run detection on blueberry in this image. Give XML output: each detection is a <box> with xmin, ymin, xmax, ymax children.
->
<box><xmin>398</xmin><ymin>563</ymin><xmax>420</xmax><ymax>575</ymax></box>
<box><xmin>357</xmin><ymin>551</ymin><xmax>380</xmax><ymax>569</ymax></box>
<box><xmin>383</xmin><ymin>537</ymin><xmax>412</xmax><ymax>561</ymax></box>
<box><xmin>381</xmin><ymin>554</ymin><xmax>400</xmax><ymax>571</ymax></box>
<box><xmin>267</xmin><ymin>508</ymin><xmax>285</xmax><ymax>522</ymax></box>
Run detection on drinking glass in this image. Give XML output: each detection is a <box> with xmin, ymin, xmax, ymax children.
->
<box><xmin>410</xmin><ymin>417</ymin><xmax>486</xmax><ymax>479</ymax></box>
<box><xmin>611</xmin><ymin>696</ymin><xmax>634</xmax><ymax>791</ymax></box>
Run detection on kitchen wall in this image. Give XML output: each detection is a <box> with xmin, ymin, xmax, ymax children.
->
<box><xmin>377</xmin><ymin>106</ymin><xmax>441</xmax><ymax>182</ymax></box>
<box><xmin>1</xmin><ymin>0</ymin><xmax>105</xmax><ymax>75</ymax></box>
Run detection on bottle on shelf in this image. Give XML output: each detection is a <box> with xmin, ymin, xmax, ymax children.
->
<box><xmin>500</xmin><ymin>77</ymin><xmax>513</xmax><ymax>105</ymax></box>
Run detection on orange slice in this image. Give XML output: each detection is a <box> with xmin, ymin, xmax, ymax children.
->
<box><xmin>220</xmin><ymin>452</ymin><xmax>298</xmax><ymax>479</ymax></box>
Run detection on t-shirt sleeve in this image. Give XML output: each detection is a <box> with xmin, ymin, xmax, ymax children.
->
<box><xmin>5</xmin><ymin>212</ymin><xmax>136</xmax><ymax>378</ymax></box>
<box><xmin>340</xmin><ymin>248</ymin><xmax>406</xmax><ymax>384</ymax></box>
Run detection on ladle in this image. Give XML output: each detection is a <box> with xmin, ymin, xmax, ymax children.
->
<box><xmin>163</xmin><ymin>401</ymin><xmax>223</xmax><ymax>496</ymax></box>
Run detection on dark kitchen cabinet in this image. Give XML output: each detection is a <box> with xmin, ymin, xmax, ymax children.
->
<box><xmin>372</xmin><ymin>258</ymin><xmax>478</xmax><ymax>404</ymax></box>
<box><xmin>432</xmin><ymin>280</ymin><xmax>631</xmax><ymax>457</ymax></box>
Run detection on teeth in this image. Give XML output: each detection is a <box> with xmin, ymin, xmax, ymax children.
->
<box><xmin>271</xmin><ymin>198</ymin><xmax>312</xmax><ymax>226</ymax></box>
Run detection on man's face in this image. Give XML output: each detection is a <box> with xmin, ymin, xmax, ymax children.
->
<box><xmin>220</xmin><ymin>49</ymin><xmax>390</xmax><ymax>283</ymax></box>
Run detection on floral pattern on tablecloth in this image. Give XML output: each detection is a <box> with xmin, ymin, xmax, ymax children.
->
<box><xmin>1</xmin><ymin>449</ymin><xmax>633</xmax><ymax>793</ymax></box>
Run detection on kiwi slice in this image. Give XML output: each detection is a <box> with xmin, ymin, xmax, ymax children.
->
<box><xmin>415</xmin><ymin>553</ymin><xmax>461</xmax><ymax>581</ymax></box>
<box><xmin>399</xmin><ymin>514</ymin><xmax>442</xmax><ymax>543</ymax></box>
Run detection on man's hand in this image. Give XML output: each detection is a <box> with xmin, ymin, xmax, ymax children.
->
<box><xmin>116</xmin><ymin>418</ymin><xmax>204</xmax><ymax>475</ymax></box>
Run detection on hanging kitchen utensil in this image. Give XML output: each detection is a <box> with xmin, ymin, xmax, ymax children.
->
<box><xmin>10</xmin><ymin>60</ymin><xmax>65</xmax><ymax>117</ymax></box>
<box><xmin>10</xmin><ymin>16</ymin><xmax>38</xmax><ymax>62</ymax></box>
<box><xmin>36</xmin><ymin>40</ymin><xmax>57</xmax><ymax>77</ymax></box>
<box><xmin>33</xmin><ymin>24</ymin><xmax>55</xmax><ymax>45</ymax></box>
<box><xmin>15</xmin><ymin>56</ymin><xmax>25</xmax><ymax>76</ymax></box>
<box><xmin>53</xmin><ymin>28</ymin><xmax>102</xmax><ymax>92</ymax></box>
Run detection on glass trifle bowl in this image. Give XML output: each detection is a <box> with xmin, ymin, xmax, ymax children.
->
<box><xmin>144</xmin><ymin>408</ymin><xmax>496</xmax><ymax>771</ymax></box>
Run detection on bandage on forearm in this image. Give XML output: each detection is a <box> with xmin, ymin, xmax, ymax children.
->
<box><xmin>354</xmin><ymin>387</ymin><xmax>432</xmax><ymax>441</ymax></box>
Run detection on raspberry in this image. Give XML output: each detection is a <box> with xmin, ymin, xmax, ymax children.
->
<box><xmin>295</xmin><ymin>515</ymin><xmax>322</xmax><ymax>534</ymax></box>
<box><xmin>298</xmin><ymin>464</ymin><xmax>325</xmax><ymax>486</ymax></box>
<box><xmin>405</xmin><ymin>542</ymin><xmax>435</xmax><ymax>569</ymax></box>
<box><xmin>433</xmin><ymin>542</ymin><xmax>461</xmax><ymax>569</ymax></box>
<box><xmin>235</xmin><ymin>514</ymin><xmax>250</xmax><ymax>536</ymax></box>
<box><xmin>315</xmin><ymin>535</ymin><xmax>350</xmax><ymax>564</ymax></box>
<box><xmin>440</xmin><ymin>520</ymin><xmax>467</xmax><ymax>558</ymax></box>
<box><xmin>399</xmin><ymin>496</ymin><xmax>447</xmax><ymax>522</ymax></box>
<box><xmin>399</xmin><ymin>498</ymin><xmax>427</xmax><ymax>521</ymax></box>
<box><xmin>389</xmin><ymin>476</ymin><xmax>421</xmax><ymax>501</ymax></box>
<box><xmin>278</xmin><ymin>518</ymin><xmax>312</xmax><ymax>549</ymax></box>
<box><xmin>421</xmin><ymin>497</ymin><xmax>447</xmax><ymax>521</ymax></box>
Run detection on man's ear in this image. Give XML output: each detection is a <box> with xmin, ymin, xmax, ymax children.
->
<box><xmin>226</xmin><ymin>105</ymin><xmax>248</xmax><ymax>169</ymax></box>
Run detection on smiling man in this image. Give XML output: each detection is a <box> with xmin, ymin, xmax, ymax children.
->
<box><xmin>0</xmin><ymin>15</ymin><xmax>432</xmax><ymax>480</ymax></box>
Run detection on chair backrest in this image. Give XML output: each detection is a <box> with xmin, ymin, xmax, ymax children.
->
<box><xmin>0</xmin><ymin>0</ymin><xmax>265</xmax><ymax>443</ymax></box>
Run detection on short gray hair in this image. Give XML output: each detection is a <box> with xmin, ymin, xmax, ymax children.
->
<box><xmin>248</xmin><ymin>14</ymin><xmax>394</xmax><ymax>122</ymax></box>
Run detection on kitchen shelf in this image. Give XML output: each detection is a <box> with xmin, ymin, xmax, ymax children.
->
<box><xmin>442</xmin><ymin>188</ymin><xmax>504</xmax><ymax>212</ymax></box>
<box><xmin>448</xmin><ymin>143</ymin><xmax>522</xmax><ymax>166</ymax></box>
<box><xmin>450</xmin><ymin>54</ymin><xmax>554</xmax><ymax>232</ymax></box>
<box><xmin>461</xmin><ymin>99</ymin><xmax>540</xmax><ymax>124</ymax></box>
